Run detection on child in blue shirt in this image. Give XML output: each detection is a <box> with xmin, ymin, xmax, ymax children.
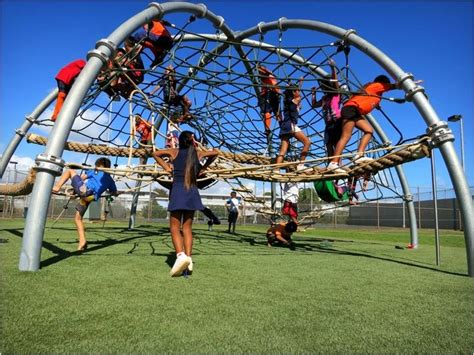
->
<box><xmin>53</xmin><ymin>157</ymin><xmax>118</xmax><ymax>251</ymax></box>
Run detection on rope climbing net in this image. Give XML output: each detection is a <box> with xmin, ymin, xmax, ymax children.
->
<box><xmin>19</xmin><ymin>14</ymin><xmax>431</xmax><ymax>219</ymax></box>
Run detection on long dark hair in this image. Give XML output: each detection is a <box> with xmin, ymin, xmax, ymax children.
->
<box><xmin>283</xmin><ymin>84</ymin><xmax>298</xmax><ymax>107</ymax></box>
<box><xmin>178</xmin><ymin>131</ymin><xmax>198</xmax><ymax>190</ymax></box>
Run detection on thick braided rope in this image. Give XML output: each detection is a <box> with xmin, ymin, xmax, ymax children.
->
<box><xmin>0</xmin><ymin>169</ymin><xmax>36</xmax><ymax>196</ymax></box>
<box><xmin>27</xmin><ymin>133</ymin><xmax>271</xmax><ymax>164</ymax></box>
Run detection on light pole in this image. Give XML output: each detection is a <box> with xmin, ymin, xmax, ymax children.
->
<box><xmin>448</xmin><ymin>114</ymin><xmax>464</xmax><ymax>230</ymax></box>
<box><xmin>448</xmin><ymin>115</ymin><xmax>464</xmax><ymax>171</ymax></box>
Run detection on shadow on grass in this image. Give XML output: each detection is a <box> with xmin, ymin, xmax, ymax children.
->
<box><xmin>4</xmin><ymin>226</ymin><xmax>468</xmax><ymax>277</ymax></box>
<box><xmin>4</xmin><ymin>226</ymin><xmax>170</xmax><ymax>269</ymax></box>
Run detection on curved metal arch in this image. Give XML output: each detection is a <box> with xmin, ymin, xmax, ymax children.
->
<box><xmin>17</xmin><ymin>3</ymin><xmax>472</xmax><ymax>275</ymax></box>
<box><xmin>18</xmin><ymin>2</ymin><xmax>239</xmax><ymax>271</ymax></box>
<box><xmin>177</xmin><ymin>33</ymin><xmax>419</xmax><ymax>246</ymax></box>
<box><xmin>235</xmin><ymin>18</ymin><xmax>472</xmax><ymax>275</ymax></box>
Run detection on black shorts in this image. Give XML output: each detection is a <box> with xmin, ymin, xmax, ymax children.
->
<box><xmin>260</xmin><ymin>91</ymin><xmax>280</xmax><ymax>114</ymax></box>
<box><xmin>340</xmin><ymin>105</ymin><xmax>361</xmax><ymax>120</ymax></box>
<box><xmin>324</xmin><ymin>120</ymin><xmax>342</xmax><ymax>146</ymax></box>
<box><xmin>57</xmin><ymin>79</ymin><xmax>71</xmax><ymax>94</ymax></box>
<box><xmin>228</xmin><ymin>211</ymin><xmax>238</xmax><ymax>223</ymax></box>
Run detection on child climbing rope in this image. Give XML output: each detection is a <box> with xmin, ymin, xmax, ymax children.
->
<box><xmin>257</xmin><ymin>65</ymin><xmax>282</xmax><ymax>136</ymax></box>
<box><xmin>97</xmin><ymin>47</ymin><xmax>144</xmax><ymax>100</ymax></box>
<box><xmin>275</xmin><ymin>80</ymin><xmax>311</xmax><ymax>171</ymax></box>
<box><xmin>150</xmin><ymin>65</ymin><xmax>193</xmax><ymax>122</ymax></box>
<box><xmin>52</xmin><ymin>157</ymin><xmax>118</xmax><ymax>251</ymax></box>
<box><xmin>127</xmin><ymin>19</ymin><xmax>173</xmax><ymax>68</ymax></box>
<box><xmin>327</xmin><ymin>75</ymin><xmax>422</xmax><ymax>173</ymax></box>
<box><xmin>134</xmin><ymin>115</ymin><xmax>152</xmax><ymax>145</ymax></box>
<box><xmin>311</xmin><ymin>59</ymin><xmax>342</xmax><ymax>165</ymax></box>
<box><xmin>51</xmin><ymin>59</ymin><xmax>86</xmax><ymax>121</ymax></box>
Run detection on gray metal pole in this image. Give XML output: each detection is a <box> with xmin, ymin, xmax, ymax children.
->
<box><xmin>430</xmin><ymin>151</ymin><xmax>440</xmax><ymax>266</ymax></box>
<box><xmin>460</xmin><ymin>117</ymin><xmax>465</xmax><ymax>171</ymax></box>
<box><xmin>0</xmin><ymin>90</ymin><xmax>57</xmax><ymax>178</ymax></box>
<box><xmin>18</xmin><ymin>2</ymin><xmax>244</xmax><ymax>271</ymax></box>
<box><xmin>366</xmin><ymin>114</ymin><xmax>418</xmax><ymax>246</ymax></box>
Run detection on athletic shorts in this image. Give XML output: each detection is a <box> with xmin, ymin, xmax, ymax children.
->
<box><xmin>324</xmin><ymin>120</ymin><xmax>342</xmax><ymax>146</ymax></box>
<box><xmin>279</xmin><ymin>122</ymin><xmax>302</xmax><ymax>138</ymax></box>
<box><xmin>340</xmin><ymin>105</ymin><xmax>361</xmax><ymax>120</ymax></box>
<box><xmin>282</xmin><ymin>200</ymin><xmax>298</xmax><ymax>219</ymax></box>
<box><xmin>71</xmin><ymin>175</ymin><xmax>94</xmax><ymax>198</ymax></box>
<box><xmin>57</xmin><ymin>79</ymin><xmax>71</xmax><ymax>94</ymax></box>
<box><xmin>260</xmin><ymin>91</ymin><xmax>280</xmax><ymax>114</ymax></box>
<box><xmin>228</xmin><ymin>211</ymin><xmax>238</xmax><ymax>224</ymax></box>
<box><xmin>75</xmin><ymin>198</ymin><xmax>92</xmax><ymax>217</ymax></box>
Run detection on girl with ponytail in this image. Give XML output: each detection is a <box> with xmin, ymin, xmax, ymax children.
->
<box><xmin>153</xmin><ymin>131</ymin><xmax>219</xmax><ymax>277</ymax></box>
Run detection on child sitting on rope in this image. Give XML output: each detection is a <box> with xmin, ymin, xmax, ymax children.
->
<box><xmin>127</xmin><ymin>19</ymin><xmax>173</xmax><ymax>68</ymax></box>
<box><xmin>150</xmin><ymin>65</ymin><xmax>192</xmax><ymax>122</ymax></box>
<box><xmin>275</xmin><ymin>80</ymin><xmax>311</xmax><ymax>171</ymax></box>
<box><xmin>311</xmin><ymin>59</ymin><xmax>342</xmax><ymax>166</ymax></box>
<box><xmin>52</xmin><ymin>157</ymin><xmax>119</xmax><ymax>251</ymax></box>
<box><xmin>257</xmin><ymin>65</ymin><xmax>282</xmax><ymax>137</ymax></box>
<box><xmin>134</xmin><ymin>115</ymin><xmax>153</xmax><ymax>145</ymax></box>
<box><xmin>327</xmin><ymin>75</ymin><xmax>422</xmax><ymax>174</ymax></box>
<box><xmin>266</xmin><ymin>221</ymin><xmax>297</xmax><ymax>249</ymax></box>
<box><xmin>51</xmin><ymin>59</ymin><xmax>86</xmax><ymax>121</ymax></box>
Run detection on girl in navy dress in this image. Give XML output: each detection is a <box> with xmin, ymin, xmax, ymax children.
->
<box><xmin>153</xmin><ymin>131</ymin><xmax>219</xmax><ymax>276</ymax></box>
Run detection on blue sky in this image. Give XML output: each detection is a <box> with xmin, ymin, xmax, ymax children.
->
<box><xmin>0</xmin><ymin>0</ymin><xmax>472</xmax><ymax>193</ymax></box>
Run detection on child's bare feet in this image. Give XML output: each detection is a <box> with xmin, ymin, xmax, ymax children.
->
<box><xmin>52</xmin><ymin>185</ymin><xmax>60</xmax><ymax>194</ymax></box>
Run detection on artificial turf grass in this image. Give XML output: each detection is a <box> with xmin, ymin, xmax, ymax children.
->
<box><xmin>1</xmin><ymin>219</ymin><xmax>473</xmax><ymax>353</ymax></box>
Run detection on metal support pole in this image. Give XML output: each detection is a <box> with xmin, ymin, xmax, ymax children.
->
<box><xmin>430</xmin><ymin>151</ymin><xmax>440</xmax><ymax>266</ymax></box>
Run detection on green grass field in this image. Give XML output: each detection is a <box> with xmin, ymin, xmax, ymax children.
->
<box><xmin>1</xmin><ymin>218</ymin><xmax>473</xmax><ymax>353</ymax></box>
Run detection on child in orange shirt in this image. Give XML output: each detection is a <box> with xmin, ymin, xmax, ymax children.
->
<box><xmin>328</xmin><ymin>75</ymin><xmax>399</xmax><ymax>173</ymax></box>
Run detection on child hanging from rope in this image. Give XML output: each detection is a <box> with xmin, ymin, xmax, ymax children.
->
<box><xmin>52</xmin><ymin>158</ymin><xmax>118</xmax><ymax>251</ymax></box>
<box><xmin>152</xmin><ymin>131</ymin><xmax>220</xmax><ymax>276</ymax></box>
<box><xmin>134</xmin><ymin>115</ymin><xmax>152</xmax><ymax>145</ymax></box>
<box><xmin>51</xmin><ymin>59</ymin><xmax>86</xmax><ymax>121</ymax></box>
<box><xmin>150</xmin><ymin>65</ymin><xmax>192</xmax><ymax>122</ymax></box>
<box><xmin>327</xmin><ymin>75</ymin><xmax>422</xmax><ymax>173</ymax></box>
<box><xmin>127</xmin><ymin>19</ymin><xmax>173</xmax><ymax>68</ymax></box>
<box><xmin>275</xmin><ymin>80</ymin><xmax>311</xmax><ymax>171</ymax></box>
<box><xmin>257</xmin><ymin>65</ymin><xmax>282</xmax><ymax>136</ymax></box>
<box><xmin>311</xmin><ymin>59</ymin><xmax>342</xmax><ymax>166</ymax></box>
<box><xmin>266</xmin><ymin>221</ymin><xmax>297</xmax><ymax>249</ymax></box>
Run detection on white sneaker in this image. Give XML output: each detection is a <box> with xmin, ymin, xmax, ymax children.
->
<box><xmin>296</xmin><ymin>164</ymin><xmax>306</xmax><ymax>171</ymax></box>
<box><xmin>170</xmin><ymin>255</ymin><xmax>191</xmax><ymax>277</ymax></box>
<box><xmin>327</xmin><ymin>162</ymin><xmax>346</xmax><ymax>174</ymax></box>
<box><xmin>354</xmin><ymin>156</ymin><xmax>374</xmax><ymax>164</ymax></box>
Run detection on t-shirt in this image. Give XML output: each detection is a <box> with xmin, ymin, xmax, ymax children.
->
<box><xmin>85</xmin><ymin>170</ymin><xmax>117</xmax><ymax>201</ymax></box>
<box><xmin>226</xmin><ymin>197</ymin><xmax>241</xmax><ymax>213</ymax></box>
<box><xmin>322</xmin><ymin>94</ymin><xmax>341</xmax><ymax>124</ymax></box>
<box><xmin>267</xmin><ymin>223</ymin><xmax>291</xmax><ymax>241</ymax></box>
<box><xmin>282</xmin><ymin>182</ymin><xmax>299</xmax><ymax>204</ymax></box>
<box><xmin>55</xmin><ymin>59</ymin><xmax>86</xmax><ymax>86</ymax></box>
<box><xmin>344</xmin><ymin>82</ymin><xmax>392</xmax><ymax>115</ymax></box>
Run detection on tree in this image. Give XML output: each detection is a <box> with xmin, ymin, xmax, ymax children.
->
<box><xmin>141</xmin><ymin>197</ymin><xmax>168</xmax><ymax>219</ymax></box>
<box><xmin>153</xmin><ymin>188</ymin><xmax>168</xmax><ymax>198</ymax></box>
<box><xmin>299</xmin><ymin>187</ymin><xmax>320</xmax><ymax>204</ymax></box>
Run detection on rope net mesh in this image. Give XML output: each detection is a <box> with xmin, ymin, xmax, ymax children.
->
<box><xmin>23</xmin><ymin>16</ymin><xmax>431</xmax><ymax>213</ymax></box>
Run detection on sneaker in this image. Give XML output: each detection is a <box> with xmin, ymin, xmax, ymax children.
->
<box><xmin>327</xmin><ymin>162</ymin><xmax>346</xmax><ymax>174</ymax></box>
<box><xmin>352</xmin><ymin>154</ymin><xmax>374</xmax><ymax>164</ymax></box>
<box><xmin>296</xmin><ymin>164</ymin><xmax>306</xmax><ymax>171</ymax></box>
<box><xmin>188</xmin><ymin>258</ymin><xmax>193</xmax><ymax>273</ymax></box>
<box><xmin>170</xmin><ymin>255</ymin><xmax>191</xmax><ymax>277</ymax></box>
